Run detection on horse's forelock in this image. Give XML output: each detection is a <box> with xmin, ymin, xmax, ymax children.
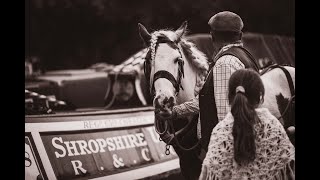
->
<box><xmin>151</xmin><ymin>29</ymin><xmax>189</xmax><ymax>43</ymax></box>
<box><xmin>150</xmin><ymin>30</ymin><xmax>173</xmax><ymax>61</ymax></box>
<box><xmin>149</xmin><ymin>29</ymin><xmax>209</xmax><ymax>93</ymax></box>
<box><xmin>151</xmin><ymin>30</ymin><xmax>174</xmax><ymax>41</ymax></box>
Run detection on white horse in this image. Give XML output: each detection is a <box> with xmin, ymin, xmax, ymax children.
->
<box><xmin>138</xmin><ymin>21</ymin><xmax>295</xmax><ymax>179</ymax></box>
<box><xmin>139</xmin><ymin>21</ymin><xmax>209</xmax><ymax>179</ymax></box>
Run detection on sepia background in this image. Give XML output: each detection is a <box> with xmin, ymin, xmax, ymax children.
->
<box><xmin>25</xmin><ymin>0</ymin><xmax>295</xmax><ymax>70</ymax></box>
<box><xmin>25</xmin><ymin>1</ymin><xmax>295</xmax><ymax>179</ymax></box>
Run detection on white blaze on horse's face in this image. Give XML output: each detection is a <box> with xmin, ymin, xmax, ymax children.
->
<box><xmin>153</xmin><ymin>43</ymin><xmax>181</xmax><ymax>116</ymax></box>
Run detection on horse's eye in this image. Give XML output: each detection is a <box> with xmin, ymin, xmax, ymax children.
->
<box><xmin>174</xmin><ymin>58</ymin><xmax>181</xmax><ymax>64</ymax></box>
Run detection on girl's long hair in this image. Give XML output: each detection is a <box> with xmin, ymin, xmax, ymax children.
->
<box><xmin>228</xmin><ymin>69</ymin><xmax>265</xmax><ymax>165</ymax></box>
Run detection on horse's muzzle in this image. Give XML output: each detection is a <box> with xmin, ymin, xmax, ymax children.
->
<box><xmin>154</xmin><ymin>95</ymin><xmax>175</xmax><ymax>118</ymax></box>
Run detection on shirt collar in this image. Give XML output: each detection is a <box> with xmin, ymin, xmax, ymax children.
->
<box><xmin>213</xmin><ymin>42</ymin><xmax>244</xmax><ymax>61</ymax></box>
<box><xmin>220</xmin><ymin>42</ymin><xmax>243</xmax><ymax>52</ymax></box>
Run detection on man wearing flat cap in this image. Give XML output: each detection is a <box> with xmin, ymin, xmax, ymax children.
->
<box><xmin>201</xmin><ymin>11</ymin><xmax>260</xmax><ymax>146</ymax></box>
<box><xmin>171</xmin><ymin>11</ymin><xmax>260</xmax><ymax>179</ymax></box>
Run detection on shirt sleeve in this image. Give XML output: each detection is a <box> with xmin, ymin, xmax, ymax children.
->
<box><xmin>173</xmin><ymin>96</ymin><xmax>199</xmax><ymax>118</ymax></box>
<box><xmin>213</xmin><ymin>55</ymin><xmax>245</xmax><ymax>121</ymax></box>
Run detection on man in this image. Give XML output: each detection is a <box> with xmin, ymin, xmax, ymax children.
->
<box><xmin>172</xmin><ymin>11</ymin><xmax>260</xmax><ymax>159</ymax></box>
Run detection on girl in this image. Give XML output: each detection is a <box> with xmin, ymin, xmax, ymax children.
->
<box><xmin>199</xmin><ymin>69</ymin><xmax>294</xmax><ymax>180</ymax></box>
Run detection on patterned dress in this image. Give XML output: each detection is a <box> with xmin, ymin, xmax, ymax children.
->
<box><xmin>199</xmin><ymin>108</ymin><xmax>295</xmax><ymax>180</ymax></box>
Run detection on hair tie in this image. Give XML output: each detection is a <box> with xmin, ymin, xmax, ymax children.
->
<box><xmin>236</xmin><ymin>86</ymin><xmax>245</xmax><ymax>94</ymax></box>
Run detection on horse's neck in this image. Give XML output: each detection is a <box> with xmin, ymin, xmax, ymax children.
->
<box><xmin>176</xmin><ymin>58</ymin><xmax>198</xmax><ymax>105</ymax></box>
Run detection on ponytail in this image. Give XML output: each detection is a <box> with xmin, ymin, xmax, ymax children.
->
<box><xmin>231</xmin><ymin>91</ymin><xmax>257</xmax><ymax>166</ymax></box>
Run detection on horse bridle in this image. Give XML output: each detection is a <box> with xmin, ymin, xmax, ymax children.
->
<box><xmin>144</xmin><ymin>37</ymin><xmax>185</xmax><ymax>97</ymax></box>
<box><xmin>144</xmin><ymin>37</ymin><xmax>200</xmax><ymax>154</ymax></box>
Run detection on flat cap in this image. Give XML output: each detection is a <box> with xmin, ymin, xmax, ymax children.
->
<box><xmin>208</xmin><ymin>11</ymin><xmax>243</xmax><ymax>33</ymax></box>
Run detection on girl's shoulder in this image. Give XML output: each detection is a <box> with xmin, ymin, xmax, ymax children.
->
<box><xmin>255</xmin><ymin>107</ymin><xmax>287</xmax><ymax>135</ymax></box>
<box><xmin>255</xmin><ymin>107</ymin><xmax>272</xmax><ymax>116</ymax></box>
<box><xmin>217</xmin><ymin>112</ymin><xmax>234</xmax><ymax>127</ymax></box>
<box><xmin>211</xmin><ymin>112</ymin><xmax>234</xmax><ymax>134</ymax></box>
<box><xmin>255</xmin><ymin>108</ymin><xmax>279</xmax><ymax>123</ymax></box>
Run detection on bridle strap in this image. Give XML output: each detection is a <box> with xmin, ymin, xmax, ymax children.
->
<box><xmin>152</xmin><ymin>70</ymin><xmax>180</xmax><ymax>94</ymax></box>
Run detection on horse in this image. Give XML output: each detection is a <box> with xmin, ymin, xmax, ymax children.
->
<box><xmin>139</xmin><ymin>21</ymin><xmax>209</xmax><ymax>179</ymax></box>
<box><xmin>138</xmin><ymin>22</ymin><xmax>295</xmax><ymax>179</ymax></box>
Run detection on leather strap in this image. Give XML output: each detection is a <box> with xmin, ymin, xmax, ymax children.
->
<box><xmin>152</xmin><ymin>70</ymin><xmax>180</xmax><ymax>94</ymax></box>
<box><xmin>260</xmin><ymin>64</ymin><xmax>294</xmax><ymax>96</ymax></box>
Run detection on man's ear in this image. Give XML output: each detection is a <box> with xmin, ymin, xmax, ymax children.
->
<box><xmin>138</xmin><ymin>23</ymin><xmax>151</xmax><ymax>46</ymax></box>
<box><xmin>210</xmin><ymin>31</ymin><xmax>215</xmax><ymax>42</ymax></box>
<box><xmin>239</xmin><ymin>32</ymin><xmax>243</xmax><ymax>40</ymax></box>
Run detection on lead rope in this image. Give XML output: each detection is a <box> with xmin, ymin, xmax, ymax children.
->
<box><xmin>167</xmin><ymin>117</ymin><xmax>201</xmax><ymax>152</ymax></box>
<box><xmin>154</xmin><ymin>116</ymin><xmax>169</xmax><ymax>135</ymax></box>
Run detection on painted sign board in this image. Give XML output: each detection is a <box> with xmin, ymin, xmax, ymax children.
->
<box><xmin>25</xmin><ymin>107</ymin><xmax>180</xmax><ymax>180</ymax></box>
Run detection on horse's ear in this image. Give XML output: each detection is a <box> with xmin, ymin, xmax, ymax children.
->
<box><xmin>138</xmin><ymin>23</ymin><xmax>151</xmax><ymax>46</ymax></box>
<box><xmin>175</xmin><ymin>21</ymin><xmax>188</xmax><ymax>42</ymax></box>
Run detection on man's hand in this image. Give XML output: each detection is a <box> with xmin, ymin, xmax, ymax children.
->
<box><xmin>286</xmin><ymin>126</ymin><xmax>295</xmax><ymax>135</ymax></box>
<box><xmin>156</xmin><ymin>108</ymin><xmax>177</xmax><ymax>120</ymax></box>
<box><xmin>171</xmin><ymin>108</ymin><xmax>178</xmax><ymax>119</ymax></box>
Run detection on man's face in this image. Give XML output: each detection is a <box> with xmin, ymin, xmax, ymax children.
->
<box><xmin>113</xmin><ymin>79</ymin><xmax>134</xmax><ymax>101</ymax></box>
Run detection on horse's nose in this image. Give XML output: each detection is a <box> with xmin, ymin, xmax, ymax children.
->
<box><xmin>154</xmin><ymin>95</ymin><xmax>175</xmax><ymax>110</ymax></box>
<box><xmin>167</xmin><ymin>96</ymin><xmax>174</xmax><ymax>109</ymax></box>
<box><xmin>154</xmin><ymin>96</ymin><xmax>162</xmax><ymax>110</ymax></box>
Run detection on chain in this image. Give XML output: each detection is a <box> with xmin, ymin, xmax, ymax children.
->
<box><xmin>165</xmin><ymin>144</ymin><xmax>171</xmax><ymax>155</ymax></box>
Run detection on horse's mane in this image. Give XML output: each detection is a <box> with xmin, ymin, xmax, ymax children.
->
<box><xmin>150</xmin><ymin>29</ymin><xmax>209</xmax><ymax>95</ymax></box>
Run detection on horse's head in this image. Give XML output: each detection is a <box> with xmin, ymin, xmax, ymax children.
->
<box><xmin>138</xmin><ymin>22</ymin><xmax>209</xmax><ymax>119</ymax></box>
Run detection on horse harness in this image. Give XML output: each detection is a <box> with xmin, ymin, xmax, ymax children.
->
<box><xmin>260</xmin><ymin>64</ymin><xmax>295</xmax><ymax>125</ymax></box>
<box><xmin>143</xmin><ymin>35</ymin><xmax>200</xmax><ymax>154</ymax></box>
